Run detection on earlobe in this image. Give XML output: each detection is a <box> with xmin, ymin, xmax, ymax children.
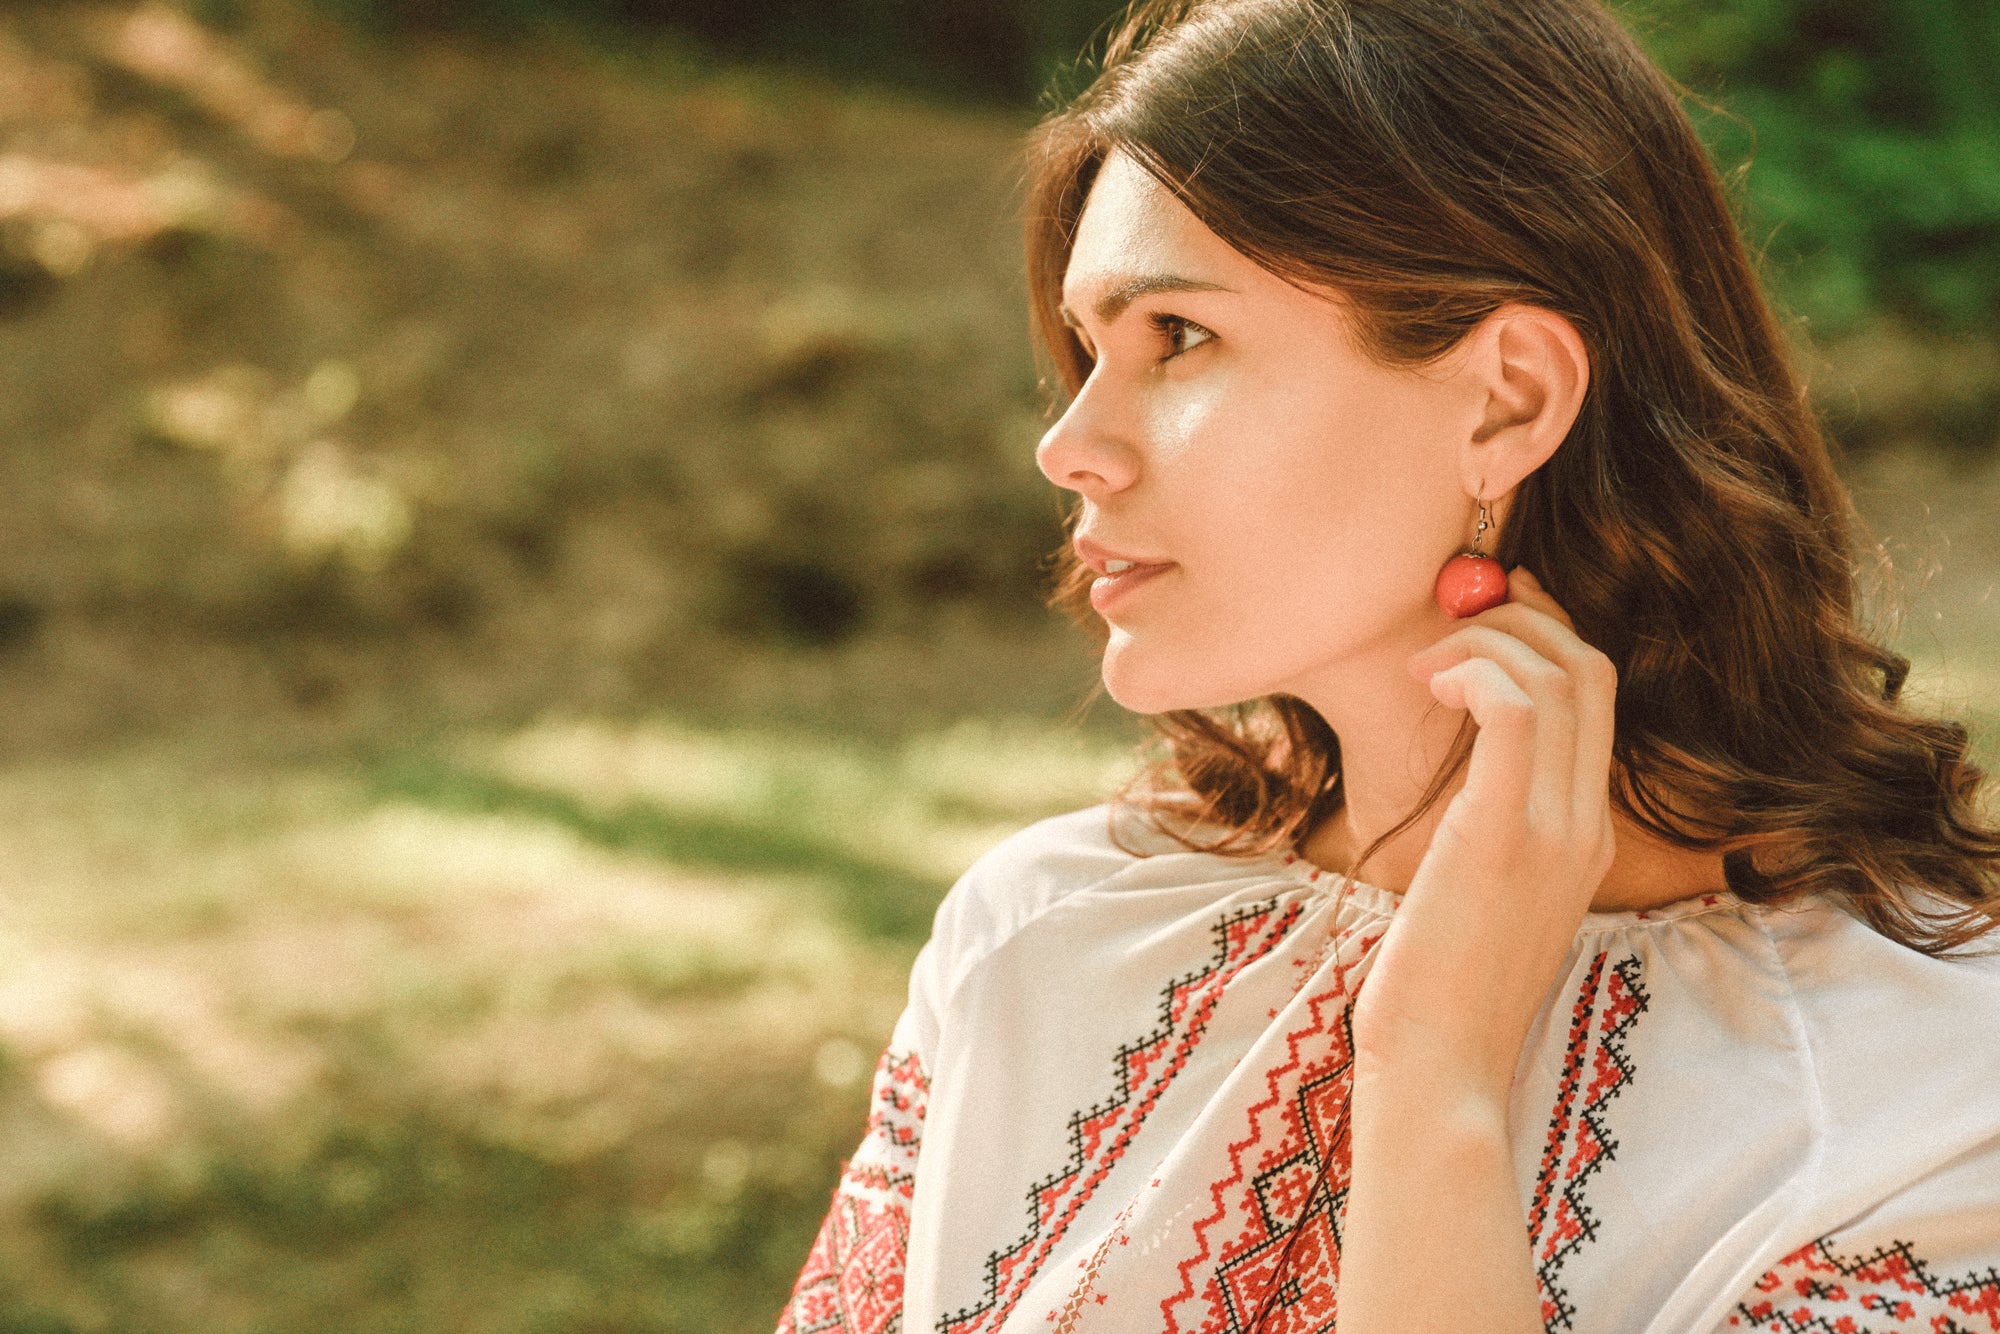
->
<box><xmin>1461</xmin><ymin>303</ymin><xmax>1590</xmax><ymax>497</ymax></box>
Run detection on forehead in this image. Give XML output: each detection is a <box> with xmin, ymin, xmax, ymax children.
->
<box><xmin>1065</xmin><ymin>151</ymin><xmax>1231</xmax><ymax>294</ymax></box>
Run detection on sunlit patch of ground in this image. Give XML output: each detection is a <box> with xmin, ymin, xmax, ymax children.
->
<box><xmin>466</xmin><ymin>713</ymin><xmax>1141</xmax><ymax>889</ymax></box>
<box><xmin>0</xmin><ymin>719</ymin><xmax>1138</xmax><ymax>1332</ymax></box>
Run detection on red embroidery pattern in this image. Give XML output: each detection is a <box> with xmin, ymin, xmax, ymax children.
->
<box><xmin>940</xmin><ymin>896</ymin><xmax>1308</xmax><ymax>1334</ymax></box>
<box><xmin>1159</xmin><ymin>965</ymin><xmax>1370</xmax><ymax>1334</ymax></box>
<box><xmin>1528</xmin><ymin>953</ymin><xmax>1648</xmax><ymax>1332</ymax></box>
<box><xmin>779</xmin><ymin>1048</ymin><xmax>930</xmax><ymax>1334</ymax></box>
<box><xmin>1726</xmin><ymin>1239</ymin><xmax>2000</xmax><ymax>1333</ymax></box>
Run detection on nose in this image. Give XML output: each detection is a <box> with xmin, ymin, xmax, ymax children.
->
<box><xmin>1035</xmin><ymin>378</ymin><xmax>1140</xmax><ymax>498</ymax></box>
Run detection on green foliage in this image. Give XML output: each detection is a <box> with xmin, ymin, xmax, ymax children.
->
<box><xmin>1620</xmin><ymin>0</ymin><xmax>2000</xmax><ymax>334</ymax></box>
<box><xmin>293</xmin><ymin>0</ymin><xmax>1117</xmax><ymax>102</ymax></box>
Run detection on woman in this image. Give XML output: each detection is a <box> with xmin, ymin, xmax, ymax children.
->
<box><xmin>776</xmin><ymin>0</ymin><xmax>2000</xmax><ymax>1330</ymax></box>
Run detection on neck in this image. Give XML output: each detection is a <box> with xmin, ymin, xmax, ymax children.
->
<box><xmin>1286</xmin><ymin>632</ymin><xmax>1731</xmax><ymax>914</ymax></box>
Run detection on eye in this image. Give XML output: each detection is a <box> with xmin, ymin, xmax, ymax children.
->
<box><xmin>1150</xmin><ymin>313</ymin><xmax>1214</xmax><ymax>359</ymax></box>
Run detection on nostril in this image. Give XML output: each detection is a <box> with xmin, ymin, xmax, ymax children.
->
<box><xmin>1039</xmin><ymin>434</ymin><xmax>1107</xmax><ymax>492</ymax></box>
<box><xmin>1035</xmin><ymin>430</ymin><xmax>1080</xmax><ymax>488</ymax></box>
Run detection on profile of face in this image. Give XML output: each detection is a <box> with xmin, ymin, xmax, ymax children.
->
<box><xmin>1040</xmin><ymin>150</ymin><xmax>1521</xmax><ymax>715</ymax></box>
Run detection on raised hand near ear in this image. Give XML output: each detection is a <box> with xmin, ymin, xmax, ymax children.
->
<box><xmin>1357</xmin><ymin>563</ymin><xmax>1619</xmax><ymax>1085</ymax></box>
<box><xmin>1335</xmin><ymin>564</ymin><xmax>1621</xmax><ymax>1334</ymax></box>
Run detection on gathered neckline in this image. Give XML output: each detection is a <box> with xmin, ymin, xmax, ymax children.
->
<box><xmin>1262</xmin><ymin>850</ymin><xmax>1748</xmax><ymax>932</ymax></box>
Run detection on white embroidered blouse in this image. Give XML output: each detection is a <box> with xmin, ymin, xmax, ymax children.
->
<box><xmin>775</xmin><ymin>804</ymin><xmax>2000</xmax><ymax>1334</ymax></box>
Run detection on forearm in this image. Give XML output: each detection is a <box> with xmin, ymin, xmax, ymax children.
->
<box><xmin>1337</xmin><ymin>1057</ymin><xmax>1543</xmax><ymax>1334</ymax></box>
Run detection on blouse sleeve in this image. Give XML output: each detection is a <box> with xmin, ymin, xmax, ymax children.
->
<box><xmin>1707</xmin><ymin>910</ymin><xmax>2000</xmax><ymax>1334</ymax></box>
<box><xmin>774</xmin><ymin>946</ymin><xmax>939</xmax><ymax>1334</ymax></box>
<box><xmin>771</xmin><ymin>805</ymin><xmax>1134</xmax><ymax>1333</ymax></box>
<box><xmin>1706</xmin><ymin>1131</ymin><xmax>2000</xmax><ymax>1334</ymax></box>
<box><xmin>1711</xmin><ymin>1231</ymin><xmax>2000</xmax><ymax>1333</ymax></box>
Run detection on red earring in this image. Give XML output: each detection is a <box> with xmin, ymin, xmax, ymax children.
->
<box><xmin>1434</xmin><ymin>492</ymin><xmax>1509</xmax><ymax>618</ymax></box>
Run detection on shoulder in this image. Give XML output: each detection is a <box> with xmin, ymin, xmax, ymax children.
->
<box><xmin>920</xmin><ymin>802</ymin><xmax>1257</xmax><ymax>1002</ymax></box>
<box><xmin>888</xmin><ymin>805</ymin><xmax>1156</xmax><ymax>1062</ymax></box>
<box><xmin>1707</xmin><ymin>902</ymin><xmax>2000</xmax><ymax>1334</ymax></box>
<box><xmin>1752</xmin><ymin>891</ymin><xmax>2000</xmax><ymax>1007</ymax></box>
<box><xmin>1746</xmin><ymin>894</ymin><xmax>2000</xmax><ymax>1169</ymax></box>
<box><xmin>1747</xmin><ymin>893</ymin><xmax>2000</xmax><ymax>1055</ymax></box>
<box><xmin>923</xmin><ymin>804</ymin><xmax>1160</xmax><ymax>992</ymax></box>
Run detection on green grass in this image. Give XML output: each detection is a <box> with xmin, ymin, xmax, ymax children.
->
<box><xmin>17</xmin><ymin>1090</ymin><xmax>847</xmax><ymax>1332</ymax></box>
<box><xmin>0</xmin><ymin>683</ymin><xmax>1996</xmax><ymax>1331</ymax></box>
<box><xmin>366</xmin><ymin>757</ymin><xmax>952</xmax><ymax>943</ymax></box>
<box><xmin>0</xmin><ymin>716</ymin><xmax>1139</xmax><ymax>1333</ymax></box>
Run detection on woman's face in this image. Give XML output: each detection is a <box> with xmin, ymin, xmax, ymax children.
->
<box><xmin>1040</xmin><ymin>150</ymin><xmax>1483</xmax><ymax>714</ymax></box>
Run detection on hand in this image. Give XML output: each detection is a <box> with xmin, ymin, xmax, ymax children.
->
<box><xmin>1350</xmin><ymin>565</ymin><xmax>1620</xmax><ymax>1097</ymax></box>
<box><xmin>1336</xmin><ymin>564</ymin><xmax>1608</xmax><ymax>1334</ymax></box>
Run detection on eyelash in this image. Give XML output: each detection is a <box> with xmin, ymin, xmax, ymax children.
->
<box><xmin>1069</xmin><ymin>314</ymin><xmax>1214</xmax><ymax>363</ymax></box>
<box><xmin>1149</xmin><ymin>313</ymin><xmax>1213</xmax><ymax>359</ymax></box>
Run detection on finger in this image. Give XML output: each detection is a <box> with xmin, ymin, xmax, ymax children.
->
<box><xmin>1414</xmin><ymin>625</ymin><xmax>1579</xmax><ymax>830</ymax></box>
<box><xmin>1442</xmin><ymin>578</ymin><xmax>1582</xmax><ymax>672</ymax></box>
<box><xmin>1505</xmin><ymin>566</ymin><xmax>1572</xmax><ymax>628</ymax></box>
<box><xmin>1493</xmin><ymin>571</ymin><xmax>1618</xmax><ymax>824</ymax></box>
<box><xmin>1436</xmin><ymin>602</ymin><xmax>1603</xmax><ymax>816</ymax></box>
<box><xmin>1427</xmin><ymin>656</ymin><xmax>1535</xmax><ymax>817</ymax></box>
<box><xmin>1575</xmin><ymin>665</ymin><xmax>1616</xmax><ymax>827</ymax></box>
<box><xmin>1428</xmin><ymin>585</ymin><xmax>1575</xmax><ymax>661</ymax></box>
<box><xmin>1427</xmin><ymin>570</ymin><xmax>1617</xmax><ymax>823</ymax></box>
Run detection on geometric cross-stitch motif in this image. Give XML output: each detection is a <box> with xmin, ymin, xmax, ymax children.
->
<box><xmin>1157</xmin><ymin>962</ymin><xmax>1370</xmax><ymax>1334</ymax></box>
<box><xmin>1151</xmin><ymin>943</ymin><xmax>1646</xmax><ymax>1334</ymax></box>
<box><xmin>1724</xmin><ymin>1237</ymin><xmax>2000</xmax><ymax>1333</ymax></box>
<box><xmin>778</xmin><ymin>1048</ymin><xmax>930</xmax><ymax>1334</ymax></box>
<box><xmin>1528</xmin><ymin>952</ymin><xmax>1649</xmax><ymax>1332</ymax></box>
<box><xmin>938</xmin><ymin>895</ymin><xmax>1309</xmax><ymax>1334</ymax></box>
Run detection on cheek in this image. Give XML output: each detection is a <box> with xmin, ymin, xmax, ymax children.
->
<box><xmin>1206</xmin><ymin>517</ymin><xmax>1414</xmax><ymax>643</ymax></box>
<box><xmin>1101</xmin><ymin>491</ymin><xmax>1379</xmax><ymax>709</ymax></box>
<box><xmin>1162</xmin><ymin>396</ymin><xmax>1399</xmax><ymax>587</ymax></box>
<box><xmin>1162</xmin><ymin>401</ymin><xmax>1449</xmax><ymax>647</ymax></box>
<box><xmin>1097</xmin><ymin>357</ymin><xmax>1463</xmax><ymax>707</ymax></box>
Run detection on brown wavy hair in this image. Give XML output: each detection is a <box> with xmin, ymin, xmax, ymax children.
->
<box><xmin>1024</xmin><ymin>0</ymin><xmax>2000</xmax><ymax>954</ymax></box>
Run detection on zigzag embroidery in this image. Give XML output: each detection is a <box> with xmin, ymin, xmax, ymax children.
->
<box><xmin>938</xmin><ymin>896</ymin><xmax>1306</xmax><ymax>1334</ymax></box>
<box><xmin>1159</xmin><ymin>936</ymin><xmax>1378</xmax><ymax>1334</ymax></box>
<box><xmin>1529</xmin><ymin>953</ymin><xmax>1649</xmax><ymax>1333</ymax></box>
<box><xmin>1728</xmin><ymin>1237</ymin><xmax>2000</xmax><ymax>1333</ymax></box>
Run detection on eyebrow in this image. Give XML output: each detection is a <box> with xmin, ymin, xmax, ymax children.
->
<box><xmin>1059</xmin><ymin>273</ymin><xmax>1232</xmax><ymax>328</ymax></box>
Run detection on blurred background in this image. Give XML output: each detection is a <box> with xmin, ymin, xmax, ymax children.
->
<box><xmin>0</xmin><ymin>0</ymin><xmax>1993</xmax><ymax>1328</ymax></box>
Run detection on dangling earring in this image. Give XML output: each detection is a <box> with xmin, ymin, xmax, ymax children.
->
<box><xmin>1433</xmin><ymin>488</ymin><xmax>1510</xmax><ymax>618</ymax></box>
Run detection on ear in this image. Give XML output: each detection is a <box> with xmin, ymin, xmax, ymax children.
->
<box><xmin>1455</xmin><ymin>303</ymin><xmax>1590</xmax><ymax>514</ymax></box>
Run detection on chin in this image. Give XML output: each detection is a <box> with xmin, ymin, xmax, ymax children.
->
<box><xmin>1100</xmin><ymin>634</ymin><xmax>1258</xmax><ymax>716</ymax></box>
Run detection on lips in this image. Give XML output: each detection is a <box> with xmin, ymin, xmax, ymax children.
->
<box><xmin>1074</xmin><ymin>536</ymin><xmax>1175</xmax><ymax>614</ymax></box>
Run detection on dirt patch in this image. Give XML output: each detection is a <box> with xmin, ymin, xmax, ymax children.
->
<box><xmin>0</xmin><ymin>1</ymin><xmax>1088</xmax><ymax>760</ymax></box>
